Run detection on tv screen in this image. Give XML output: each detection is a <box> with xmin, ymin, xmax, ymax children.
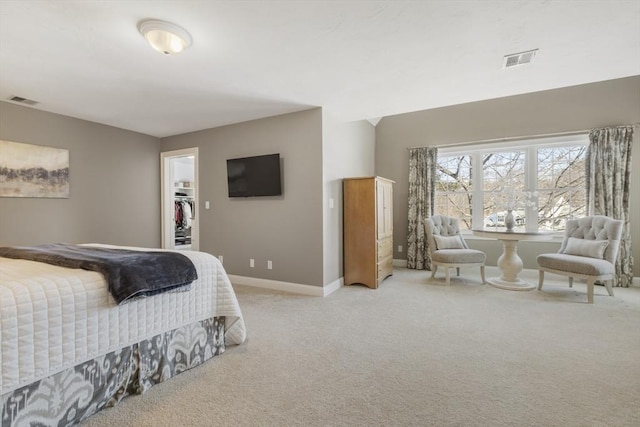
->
<box><xmin>227</xmin><ymin>153</ymin><xmax>282</xmax><ymax>197</ymax></box>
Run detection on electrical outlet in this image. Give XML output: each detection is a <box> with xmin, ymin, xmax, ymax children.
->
<box><xmin>267</xmin><ymin>260</ymin><xmax>272</xmax><ymax>270</ymax></box>
<box><xmin>398</xmin><ymin>245</ymin><xmax>403</xmax><ymax>253</ymax></box>
<box><xmin>219</xmin><ymin>255</ymin><xmax>223</xmax><ymax>264</ymax></box>
<box><xmin>250</xmin><ymin>259</ymin><xmax>255</xmax><ymax>268</ymax></box>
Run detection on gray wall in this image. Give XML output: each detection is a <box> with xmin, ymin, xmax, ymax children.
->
<box><xmin>0</xmin><ymin>101</ymin><xmax>161</xmax><ymax>247</ymax></box>
<box><xmin>376</xmin><ymin>76</ymin><xmax>640</xmax><ymax>275</ymax></box>
<box><xmin>3</xmin><ymin>76</ymin><xmax>638</xmax><ymax>284</ymax></box>
<box><xmin>161</xmin><ymin>109</ymin><xmax>325</xmax><ymax>286</ymax></box>
<box><xmin>322</xmin><ymin>111</ymin><xmax>375</xmax><ymax>285</ymax></box>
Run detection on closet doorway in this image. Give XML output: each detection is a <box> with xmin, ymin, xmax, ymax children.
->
<box><xmin>161</xmin><ymin>148</ymin><xmax>199</xmax><ymax>251</ymax></box>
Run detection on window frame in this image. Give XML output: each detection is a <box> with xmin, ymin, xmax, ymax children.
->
<box><xmin>436</xmin><ymin>134</ymin><xmax>589</xmax><ymax>233</ymax></box>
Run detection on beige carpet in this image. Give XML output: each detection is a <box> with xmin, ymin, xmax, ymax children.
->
<box><xmin>82</xmin><ymin>267</ymin><xmax>640</xmax><ymax>427</ymax></box>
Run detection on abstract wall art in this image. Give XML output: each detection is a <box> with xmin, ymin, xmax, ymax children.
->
<box><xmin>0</xmin><ymin>140</ymin><xmax>69</xmax><ymax>198</ymax></box>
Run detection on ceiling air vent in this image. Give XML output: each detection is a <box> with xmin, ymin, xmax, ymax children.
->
<box><xmin>7</xmin><ymin>95</ymin><xmax>39</xmax><ymax>106</ymax></box>
<box><xmin>503</xmin><ymin>49</ymin><xmax>538</xmax><ymax>68</ymax></box>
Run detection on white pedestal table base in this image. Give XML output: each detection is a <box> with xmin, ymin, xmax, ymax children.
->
<box><xmin>473</xmin><ymin>229</ymin><xmax>554</xmax><ymax>292</ymax></box>
<box><xmin>486</xmin><ymin>277</ymin><xmax>536</xmax><ymax>291</ymax></box>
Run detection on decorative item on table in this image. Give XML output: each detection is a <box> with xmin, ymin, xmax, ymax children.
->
<box><xmin>504</xmin><ymin>209</ymin><xmax>516</xmax><ymax>231</ymax></box>
<box><xmin>504</xmin><ymin>189</ymin><xmax>538</xmax><ymax>231</ymax></box>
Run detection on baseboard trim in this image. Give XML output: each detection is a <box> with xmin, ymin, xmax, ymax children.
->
<box><xmin>322</xmin><ymin>277</ymin><xmax>344</xmax><ymax>296</ymax></box>
<box><xmin>228</xmin><ymin>275</ymin><xmax>342</xmax><ymax>297</ymax></box>
<box><xmin>229</xmin><ymin>272</ymin><xmax>639</xmax><ymax>294</ymax></box>
<box><xmin>393</xmin><ymin>259</ymin><xmax>408</xmax><ymax>268</ymax></box>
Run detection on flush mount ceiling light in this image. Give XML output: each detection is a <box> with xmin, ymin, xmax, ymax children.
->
<box><xmin>137</xmin><ymin>19</ymin><xmax>192</xmax><ymax>55</ymax></box>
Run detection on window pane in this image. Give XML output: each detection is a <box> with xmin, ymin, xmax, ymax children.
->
<box><xmin>483</xmin><ymin>151</ymin><xmax>525</xmax><ymax>192</ymax></box>
<box><xmin>536</xmin><ymin>145</ymin><xmax>587</xmax><ymax>231</ymax></box>
<box><xmin>482</xmin><ymin>150</ymin><xmax>526</xmax><ymax>229</ymax></box>
<box><xmin>483</xmin><ymin>192</ymin><xmax>503</xmax><ymax>222</ymax></box>
<box><xmin>536</xmin><ymin>189</ymin><xmax>586</xmax><ymax>231</ymax></box>
<box><xmin>436</xmin><ymin>155</ymin><xmax>473</xmax><ymax>229</ymax></box>
<box><xmin>434</xmin><ymin>137</ymin><xmax>587</xmax><ymax>233</ymax></box>
<box><xmin>538</xmin><ymin>146</ymin><xmax>586</xmax><ymax>190</ymax></box>
<box><xmin>435</xmin><ymin>193</ymin><xmax>472</xmax><ymax>230</ymax></box>
<box><xmin>436</xmin><ymin>155</ymin><xmax>472</xmax><ymax>192</ymax></box>
<box><xmin>483</xmin><ymin>193</ymin><xmax>526</xmax><ymax>229</ymax></box>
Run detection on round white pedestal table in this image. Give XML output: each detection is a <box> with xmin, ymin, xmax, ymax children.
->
<box><xmin>472</xmin><ymin>229</ymin><xmax>553</xmax><ymax>291</ymax></box>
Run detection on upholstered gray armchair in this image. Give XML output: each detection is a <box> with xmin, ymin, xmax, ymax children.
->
<box><xmin>424</xmin><ymin>215</ymin><xmax>486</xmax><ymax>286</ymax></box>
<box><xmin>537</xmin><ymin>215</ymin><xmax>623</xmax><ymax>303</ymax></box>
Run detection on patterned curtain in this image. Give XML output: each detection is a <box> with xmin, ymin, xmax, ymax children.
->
<box><xmin>587</xmin><ymin>126</ymin><xmax>634</xmax><ymax>287</ymax></box>
<box><xmin>407</xmin><ymin>146</ymin><xmax>437</xmax><ymax>270</ymax></box>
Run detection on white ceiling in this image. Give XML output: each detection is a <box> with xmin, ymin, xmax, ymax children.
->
<box><xmin>1</xmin><ymin>1</ymin><xmax>639</xmax><ymax>138</ymax></box>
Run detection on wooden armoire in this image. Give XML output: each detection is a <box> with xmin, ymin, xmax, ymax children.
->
<box><xmin>343</xmin><ymin>176</ymin><xmax>394</xmax><ymax>289</ymax></box>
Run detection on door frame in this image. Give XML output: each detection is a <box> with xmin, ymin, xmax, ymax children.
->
<box><xmin>161</xmin><ymin>147</ymin><xmax>199</xmax><ymax>250</ymax></box>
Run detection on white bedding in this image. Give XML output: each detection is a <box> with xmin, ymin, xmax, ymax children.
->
<box><xmin>0</xmin><ymin>245</ymin><xmax>246</xmax><ymax>396</ymax></box>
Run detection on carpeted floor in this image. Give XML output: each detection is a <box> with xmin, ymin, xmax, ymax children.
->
<box><xmin>82</xmin><ymin>267</ymin><xmax>640</xmax><ymax>427</ymax></box>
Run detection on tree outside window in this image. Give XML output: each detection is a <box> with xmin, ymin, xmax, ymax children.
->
<box><xmin>435</xmin><ymin>136</ymin><xmax>587</xmax><ymax>232</ymax></box>
<box><xmin>436</xmin><ymin>155</ymin><xmax>472</xmax><ymax>229</ymax></box>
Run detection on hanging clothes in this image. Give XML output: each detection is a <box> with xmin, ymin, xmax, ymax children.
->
<box><xmin>183</xmin><ymin>200</ymin><xmax>192</xmax><ymax>228</ymax></box>
<box><xmin>174</xmin><ymin>198</ymin><xmax>194</xmax><ymax>229</ymax></box>
<box><xmin>175</xmin><ymin>200</ymin><xmax>183</xmax><ymax>227</ymax></box>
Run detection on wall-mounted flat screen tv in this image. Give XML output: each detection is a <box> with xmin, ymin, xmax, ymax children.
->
<box><xmin>227</xmin><ymin>153</ymin><xmax>282</xmax><ymax>197</ymax></box>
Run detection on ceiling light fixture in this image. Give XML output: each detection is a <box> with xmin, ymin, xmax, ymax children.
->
<box><xmin>137</xmin><ymin>19</ymin><xmax>192</xmax><ymax>55</ymax></box>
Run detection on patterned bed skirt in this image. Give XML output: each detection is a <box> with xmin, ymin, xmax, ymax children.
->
<box><xmin>1</xmin><ymin>316</ymin><xmax>225</xmax><ymax>427</ymax></box>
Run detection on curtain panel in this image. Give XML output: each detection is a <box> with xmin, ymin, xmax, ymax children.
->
<box><xmin>587</xmin><ymin>125</ymin><xmax>634</xmax><ymax>287</ymax></box>
<box><xmin>407</xmin><ymin>147</ymin><xmax>437</xmax><ymax>270</ymax></box>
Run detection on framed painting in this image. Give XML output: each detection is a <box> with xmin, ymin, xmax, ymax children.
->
<box><xmin>0</xmin><ymin>140</ymin><xmax>69</xmax><ymax>198</ymax></box>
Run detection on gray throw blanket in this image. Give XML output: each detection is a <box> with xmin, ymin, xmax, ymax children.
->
<box><xmin>0</xmin><ymin>243</ymin><xmax>198</xmax><ymax>304</ymax></box>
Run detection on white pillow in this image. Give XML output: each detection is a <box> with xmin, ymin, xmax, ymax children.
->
<box><xmin>434</xmin><ymin>235</ymin><xmax>464</xmax><ymax>250</ymax></box>
<box><xmin>562</xmin><ymin>237</ymin><xmax>609</xmax><ymax>259</ymax></box>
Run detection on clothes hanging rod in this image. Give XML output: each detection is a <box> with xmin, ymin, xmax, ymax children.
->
<box><xmin>406</xmin><ymin>123</ymin><xmax>639</xmax><ymax>150</ymax></box>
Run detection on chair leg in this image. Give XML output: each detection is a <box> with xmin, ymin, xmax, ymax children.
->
<box><xmin>480</xmin><ymin>266</ymin><xmax>486</xmax><ymax>284</ymax></box>
<box><xmin>568</xmin><ymin>277</ymin><xmax>573</xmax><ymax>288</ymax></box>
<box><xmin>456</xmin><ymin>267</ymin><xmax>460</xmax><ymax>277</ymax></box>
<box><xmin>587</xmin><ymin>278</ymin><xmax>595</xmax><ymax>304</ymax></box>
<box><xmin>538</xmin><ymin>270</ymin><xmax>544</xmax><ymax>290</ymax></box>
<box><xmin>604</xmin><ymin>280</ymin><xmax>615</xmax><ymax>297</ymax></box>
<box><xmin>445</xmin><ymin>268</ymin><xmax>450</xmax><ymax>286</ymax></box>
<box><xmin>431</xmin><ymin>265</ymin><xmax>437</xmax><ymax>279</ymax></box>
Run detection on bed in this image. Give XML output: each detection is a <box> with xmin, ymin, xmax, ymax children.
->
<box><xmin>0</xmin><ymin>244</ymin><xmax>246</xmax><ymax>426</ymax></box>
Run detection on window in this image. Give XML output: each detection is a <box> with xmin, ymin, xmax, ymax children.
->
<box><xmin>435</xmin><ymin>135</ymin><xmax>588</xmax><ymax>232</ymax></box>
